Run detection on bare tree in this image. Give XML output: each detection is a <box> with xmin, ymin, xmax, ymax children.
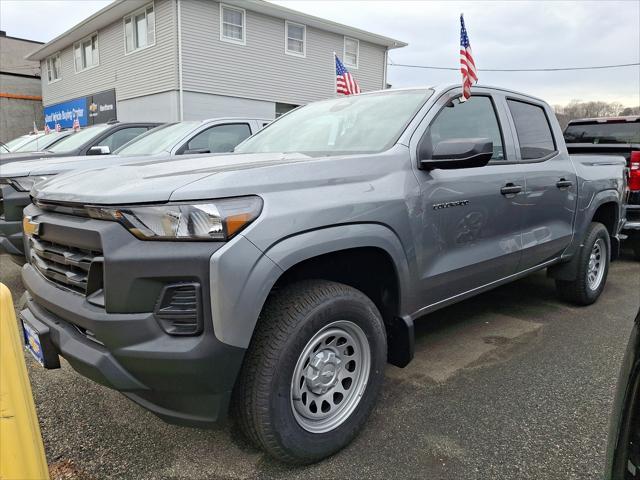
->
<box><xmin>554</xmin><ymin>100</ymin><xmax>640</xmax><ymax>129</ymax></box>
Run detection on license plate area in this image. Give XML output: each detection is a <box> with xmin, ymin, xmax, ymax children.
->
<box><xmin>20</xmin><ymin>313</ymin><xmax>60</xmax><ymax>369</ymax></box>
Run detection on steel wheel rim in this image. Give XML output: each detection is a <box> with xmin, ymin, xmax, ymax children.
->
<box><xmin>587</xmin><ymin>238</ymin><xmax>606</xmax><ymax>290</ymax></box>
<box><xmin>290</xmin><ymin>320</ymin><xmax>371</xmax><ymax>434</ymax></box>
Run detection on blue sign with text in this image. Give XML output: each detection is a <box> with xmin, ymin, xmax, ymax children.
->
<box><xmin>44</xmin><ymin>97</ymin><xmax>88</xmax><ymax>130</ymax></box>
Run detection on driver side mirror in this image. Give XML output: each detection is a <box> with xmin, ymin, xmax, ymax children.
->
<box><xmin>419</xmin><ymin>138</ymin><xmax>493</xmax><ymax>170</ymax></box>
<box><xmin>87</xmin><ymin>145</ymin><xmax>110</xmax><ymax>155</ymax></box>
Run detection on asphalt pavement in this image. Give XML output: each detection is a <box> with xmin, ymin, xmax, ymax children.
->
<box><xmin>1</xmin><ymin>252</ymin><xmax>638</xmax><ymax>480</ymax></box>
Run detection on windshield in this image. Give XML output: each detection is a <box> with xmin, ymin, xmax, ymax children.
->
<box><xmin>48</xmin><ymin>124</ymin><xmax>111</xmax><ymax>152</ymax></box>
<box><xmin>235</xmin><ymin>89</ymin><xmax>433</xmax><ymax>155</ymax></box>
<box><xmin>14</xmin><ymin>131</ymin><xmax>71</xmax><ymax>152</ymax></box>
<box><xmin>564</xmin><ymin>122</ymin><xmax>640</xmax><ymax>144</ymax></box>
<box><xmin>114</xmin><ymin>122</ymin><xmax>199</xmax><ymax>155</ymax></box>
<box><xmin>4</xmin><ymin>134</ymin><xmax>42</xmax><ymax>152</ymax></box>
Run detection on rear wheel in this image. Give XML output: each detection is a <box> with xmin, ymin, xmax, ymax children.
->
<box><xmin>232</xmin><ymin>280</ymin><xmax>387</xmax><ymax>464</ymax></box>
<box><xmin>555</xmin><ymin>222</ymin><xmax>610</xmax><ymax>305</ymax></box>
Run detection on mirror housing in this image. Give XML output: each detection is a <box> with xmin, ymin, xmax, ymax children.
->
<box><xmin>419</xmin><ymin>138</ymin><xmax>493</xmax><ymax>170</ymax></box>
<box><xmin>87</xmin><ymin>145</ymin><xmax>111</xmax><ymax>155</ymax></box>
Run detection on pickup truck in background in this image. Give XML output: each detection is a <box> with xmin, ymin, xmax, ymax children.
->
<box><xmin>0</xmin><ymin>121</ymin><xmax>159</xmax><ymax>166</ymax></box>
<box><xmin>20</xmin><ymin>85</ymin><xmax>627</xmax><ymax>464</ymax></box>
<box><xmin>564</xmin><ymin>116</ymin><xmax>640</xmax><ymax>259</ymax></box>
<box><xmin>0</xmin><ymin>118</ymin><xmax>268</xmax><ymax>264</ymax></box>
<box><xmin>0</xmin><ymin>130</ymin><xmax>74</xmax><ymax>157</ymax></box>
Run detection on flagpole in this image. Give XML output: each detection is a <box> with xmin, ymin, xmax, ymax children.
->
<box><xmin>333</xmin><ymin>51</ymin><xmax>337</xmax><ymax>98</ymax></box>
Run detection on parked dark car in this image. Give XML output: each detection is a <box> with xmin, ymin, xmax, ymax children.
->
<box><xmin>564</xmin><ymin>116</ymin><xmax>640</xmax><ymax>259</ymax></box>
<box><xmin>605</xmin><ymin>308</ymin><xmax>640</xmax><ymax>479</ymax></box>
<box><xmin>0</xmin><ymin>121</ymin><xmax>159</xmax><ymax>166</ymax></box>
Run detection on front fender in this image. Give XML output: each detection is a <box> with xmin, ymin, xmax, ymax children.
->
<box><xmin>209</xmin><ymin>224</ymin><xmax>412</xmax><ymax>349</ymax></box>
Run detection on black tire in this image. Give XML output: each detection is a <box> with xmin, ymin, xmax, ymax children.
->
<box><xmin>232</xmin><ymin>279</ymin><xmax>387</xmax><ymax>464</ymax></box>
<box><xmin>555</xmin><ymin>222</ymin><xmax>610</xmax><ymax>305</ymax></box>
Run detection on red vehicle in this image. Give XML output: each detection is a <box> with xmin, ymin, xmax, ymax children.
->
<box><xmin>564</xmin><ymin>116</ymin><xmax>640</xmax><ymax>259</ymax></box>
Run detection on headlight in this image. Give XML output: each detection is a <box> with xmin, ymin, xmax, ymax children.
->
<box><xmin>8</xmin><ymin>175</ymin><xmax>52</xmax><ymax>192</ymax></box>
<box><xmin>87</xmin><ymin>196</ymin><xmax>263</xmax><ymax>241</ymax></box>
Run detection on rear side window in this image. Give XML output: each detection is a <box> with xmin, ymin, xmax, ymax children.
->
<box><xmin>97</xmin><ymin>127</ymin><xmax>149</xmax><ymax>151</ymax></box>
<box><xmin>507</xmin><ymin>100</ymin><xmax>556</xmax><ymax>160</ymax></box>
<box><xmin>183</xmin><ymin>123</ymin><xmax>252</xmax><ymax>154</ymax></box>
<box><xmin>427</xmin><ymin>96</ymin><xmax>505</xmax><ymax>161</ymax></box>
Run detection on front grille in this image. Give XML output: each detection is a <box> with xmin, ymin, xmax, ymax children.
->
<box><xmin>30</xmin><ymin>237</ymin><xmax>102</xmax><ymax>295</ymax></box>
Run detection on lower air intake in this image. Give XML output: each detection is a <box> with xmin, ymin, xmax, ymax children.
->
<box><xmin>154</xmin><ymin>283</ymin><xmax>202</xmax><ymax>336</ymax></box>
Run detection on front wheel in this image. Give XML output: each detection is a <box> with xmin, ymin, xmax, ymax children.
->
<box><xmin>232</xmin><ymin>280</ymin><xmax>387</xmax><ymax>464</ymax></box>
<box><xmin>555</xmin><ymin>222</ymin><xmax>610</xmax><ymax>305</ymax></box>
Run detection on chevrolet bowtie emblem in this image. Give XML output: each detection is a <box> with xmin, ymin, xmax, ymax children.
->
<box><xmin>23</xmin><ymin>216</ymin><xmax>40</xmax><ymax>237</ymax></box>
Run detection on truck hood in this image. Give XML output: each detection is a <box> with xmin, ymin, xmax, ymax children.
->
<box><xmin>33</xmin><ymin>152</ymin><xmax>319</xmax><ymax>204</ymax></box>
<box><xmin>0</xmin><ymin>154</ymin><xmax>130</xmax><ymax>178</ymax></box>
<box><xmin>0</xmin><ymin>151</ymin><xmax>54</xmax><ymax>166</ymax></box>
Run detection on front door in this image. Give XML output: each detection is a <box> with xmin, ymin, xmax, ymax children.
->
<box><xmin>413</xmin><ymin>93</ymin><xmax>525</xmax><ymax>307</ymax></box>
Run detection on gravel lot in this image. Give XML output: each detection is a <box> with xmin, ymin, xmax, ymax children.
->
<box><xmin>2</xmin><ymin>252</ymin><xmax>638</xmax><ymax>480</ymax></box>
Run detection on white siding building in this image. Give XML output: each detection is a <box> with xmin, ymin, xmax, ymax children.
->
<box><xmin>26</xmin><ymin>0</ymin><xmax>406</xmax><ymax>125</ymax></box>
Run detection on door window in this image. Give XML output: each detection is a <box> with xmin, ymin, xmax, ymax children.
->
<box><xmin>507</xmin><ymin>99</ymin><xmax>556</xmax><ymax>160</ymax></box>
<box><xmin>97</xmin><ymin>127</ymin><xmax>149</xmax><ymax>152</ymax></box>
<box><xmin>427</xmin><ymin>96</ymin><xmax>505</xmax><ymax>161</ymax></box>
<box><xmin>182</xmin><ymin>123</ymin><xmax>252</xmax><ymax>154</ymax></box>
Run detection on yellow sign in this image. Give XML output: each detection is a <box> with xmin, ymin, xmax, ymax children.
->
<box><xmin>0</xmin><ymin>283</ymin><xmax>50</xmax><ymax>479</ymax></box>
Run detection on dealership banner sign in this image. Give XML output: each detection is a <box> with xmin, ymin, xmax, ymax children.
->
<box><xmin>44</xmin><ymin>89</ymin><xmax>116</xmax><ymax>129</ymax></box>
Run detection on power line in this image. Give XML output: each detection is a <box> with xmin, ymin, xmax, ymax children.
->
<box><xmin>387</xmin><ymin>62</ymin><xmax>640</xmax><ymax>72</ymax></box>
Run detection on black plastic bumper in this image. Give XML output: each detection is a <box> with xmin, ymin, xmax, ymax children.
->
<box><xmin>20</xmin><ymin>205</ymin><xmax>247</xmax><ymax>427</ymax></box>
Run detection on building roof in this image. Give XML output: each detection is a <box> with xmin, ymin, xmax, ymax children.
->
<box><xmin>25</xmin><ymin>0</ymin><xmax>407</xmax><ymax>61</ymax></box>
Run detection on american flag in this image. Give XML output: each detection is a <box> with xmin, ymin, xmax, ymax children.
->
<box><xmin>335</xmin><ymin>54</ymin><xmax>360</xmax><ymax>96</ymax></box>
<box><xmin>44</xmin><ymin>123</ymin><xmax>51</xmax><ymax>134</ymax></box>
<box><xmin>460</xmin><ymin>14</ymin><xmax>478</xmax><ymax>100</ymax></box>
<box><xmin>72</xmin><ymin>114</ymin><xmax>80</xmax><ymax>131</ymax></box>
<box><xmin>55</xmin><ymin>122</ymin><xmax>61</xmax><ymax>132</ymax></box>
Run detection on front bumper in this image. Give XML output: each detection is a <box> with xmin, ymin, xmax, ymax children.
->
<box><xmin>20</xmin><ymin>204</ymin><xmax>247</xmax><ymax>427</ymax></box>
<box><xmin>0</xmin><ymin>184</ymin><xmax>30</xmax><ymax>264</ymax></box>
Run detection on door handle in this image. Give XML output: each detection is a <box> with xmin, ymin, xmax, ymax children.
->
<box><xmin>556</xmin><ymin>179</ymin><xmax>573</xmax><ymax>189</ymax></box>
<box><xmin>500</xmin><ymin>183</ymin><xmax>523</xmax><ymax>196</ymax></box>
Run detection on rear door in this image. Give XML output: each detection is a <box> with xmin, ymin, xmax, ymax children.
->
<box><xmin>505</xmin><ymin>97</ymin><xmax>577</xmax><ymax>270</ymax></box>
<box><xmin>410</xmin><ymin>88</ymin><xmax>525</xmax><ymax>306</ymax></box>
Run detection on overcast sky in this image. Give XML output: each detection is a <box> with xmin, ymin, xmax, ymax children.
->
<box><xmin>1</xmin><ymin>0</ymin><xmax>638</xmax><ymax>106</ymax></box>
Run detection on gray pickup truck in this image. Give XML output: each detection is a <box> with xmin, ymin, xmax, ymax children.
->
<box><xmin>20</xmin><ymin>85</ymin><xmax>626</xmax><ymax>464</ymax></box>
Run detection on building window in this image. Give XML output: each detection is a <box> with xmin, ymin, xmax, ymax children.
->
<box><xmin>275</xmin><ymin>102</ymin><xmax>298</xmax><ymax>117</ymax></box>
<box><xmin>220</xmin><ymin>4</ymin><xmax>245</xmax><ymax>45</ymax></box>
<box><xmin>46</xmin><ymin>52</ymin><xmax>62</xmax><ymax>83</ymax></box>
<box><xmin>343</xmin><ymin>37</ymin><xmax>359</xmax><ymax>68</ymax></box>
<box><xmin>124</xmin><ymin>3</ymin><xmax>155</xmax><ymax>54</ymax></box>
<box><xmin>74</xmin><ymin>33</ymin><xmax>99</xmax><ymax>72</ymax></box>
<box><xmin>285</xmin><ymin>21</ymin><xmax>305</xmax><ymax>57</ymax></box>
